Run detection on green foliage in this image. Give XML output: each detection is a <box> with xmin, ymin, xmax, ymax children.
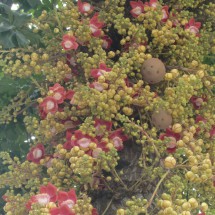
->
<box><xmin>0</xmin><ymin>3</ymin><xmax>40</xmax><ymax>48</ymax></box>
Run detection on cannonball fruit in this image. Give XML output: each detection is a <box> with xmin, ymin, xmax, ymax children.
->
<box><xmin>151</xmin><ymin>109</ymin><xmax>172</xmax><ymax>130</ymax></box>
<box><xmin>141</xmin><ymin>58</ymin><xmax>166</xmax><ymax>84</ymax></box>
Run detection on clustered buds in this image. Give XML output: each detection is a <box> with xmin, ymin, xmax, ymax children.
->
<box><xmin>0</xmin><ymin>0</ymin><xmax>214</xmax><ymax>214</ymax></box>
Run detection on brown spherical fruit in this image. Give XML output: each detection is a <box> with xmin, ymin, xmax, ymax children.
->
<box><xmin>151</xmin><ymin>109</ymin><xmax>172</xmax><ymax>130</ymax></box>
<box><xmin>141</xmin><ymin>58</ymin><xmax>166</xmax><ymax>84</ymax></box>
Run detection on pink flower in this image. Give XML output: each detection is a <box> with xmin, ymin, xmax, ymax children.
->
<box><xmin>102</xmin><ymin>35</ymin><xmax>112</xmax><ymax>49</ymax></box>
<box><xmin>94</xmin><ymin>118</ymin><xmax>112</xmax><ymax>137</ymax></box>
<box><xmin>26</xmin><ymin>183</ymin><xmax>57</xmax><ymax>210</ymax></box>
<box><xmin>78</xmin><ymin>0</ymin><xmax>94</xmax><ymax>15</ymax></box>
<box><xmin>130</xmin><ymin>1</ymin><xmax>146</xmax><ymax>18</ymax></box>
<box><xmin>159</xmin><ymin>128</ymin><xmax>181</xmax><ymax>153</ymax></box>
<box><xmin>92</xmin><ymin>208</ymin><xmax>99</xmax><ymax>215</ymax></box>
<box><xmin>61</xmin><ymin>35</ymin><xmax>79</xmax><ymax>50</ymax></box>
<box><xmin>2</xmin><ymin>195</ymin><xmax>10</xmax><ymax>202</ymax></box>
<box><xmin>63</xmin><ymin>129</ymin><xmax>76</xmax><ymax>150</ymax></box>
<box><xmin>91</xmin><ymin>141</ymin><xmax>109</xmax><ymax>158</ymax></box>
<box><xmin>66</xmin><ymin>54</ymin><xmax>77</xmax><ymax>67</ymax></box>
<box><xmin>109</xmin><ymin>129</ymin><xmax>128</xmax><ymax>151</ymax></box>
<box><xmin>195</xmin><ymin>115</ymin><xmax>207</xmax><ymax>124</ymax></box>
<box><xmin>27</xmin><ymin>144</ymin><xmax>45</xmax><ymax>164</ymax></box>
<box><xmin>149</xmin><ymin>0</ymin><xmax>158</xmax><ymax>8</ymax></box>
<box><xmin>40</xmin><ymin>183</ymin><xmax>58</xmax><ymax>202</ymax></box>
<box><xmin>89</xmin><ymin>82</ymin><xmax>104</xmax><ymax>92</ymax></box>
<box><xmin>185</xmin><ymin>18</ymin><xmax>201</xmax><ymax>37</ymax></box>
<box><xmin>171</xmin><ymin>12</ymin><xmax>180</xmax><ymax>27</ymax></box>
<box><xmin>58</xmin><ymin>189</ymin><xmax>77</xmax><ymax>209</ymax></box>
<box><xmin>66</xmin><ymin>90</ymin><xmax>75</xmax><ymax>100</ymax></box>
<box><xmin>161</xmin><ymin>6</ymin><xmax>169</xmax><ymax>22</ymax></box>
<box><xmin>89</xmin><ymin>13</ymin><xmax>105</xmax><ymax>37</ymax></box>
<box><xmin>49</xmin><ymin>83</ymin><xmax>66</xmax><ymax>104</ymax></box>
<box><xmin>198</xmin><ymin>212</ymin><xmax>206</xmax><ymax>215</ymax></box>
<box><xmin>50</xmin><ymin>205</ymin><xmax>75</xmax><ymax>215</ymax></box>
<box><xmin>39</xmin><ymin>96</ymin><xmax>58</xmax><ymax>114</ymax></box>
<box><xmin>190</xmin><ymin>95</ymin><xmax>207</xmax><ymax>109</ymax></box>
<box><xmin>91</xmin><ymin>63</ymin><xmax>111</xmax><ymax>79</ymax></box>
<box><xmin>209</xmin><ymin>126</ymin><xmax>215</xmax><ymax>139</ymax></box>
<box><xmin>123</xmin><ymin>41</ymin><xmax>147</xmax><ymax>52</ymax></box>
<box><xmin>74</xmin><ymin>130</ymin><xmax>97</xmax><ymax>149</ymax></box>
<box><xmin>195</xmin><ymin>115</ymin><xmax>207</xmax><ymax>135</ymax></box>
<box><xmin>147</xmin><ymin>1</ymin><xmax>169</xmax><ymax>22</ymax></box>
<box><xmin>64</xmin><ymin>130</ymin><xmax>98</xmax><ymax>150</ymax></box>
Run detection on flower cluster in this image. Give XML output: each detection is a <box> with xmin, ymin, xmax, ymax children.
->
<box><xmin>0</xmin><ymin>0</ymin><xmax>215</xmax><ymax>215</ymax></box>
<box><xmin>39</xmin><ymin>83</ymin><xmax>74</xmax><ymax>118</ymax></box>
<box><xmin>64</xmin><ymin>118</ymin><xmax>128</xmax><ymax>157</ymax></box>
<box><xmin>26</xmin><ymin>183</ymin><xmax>97</xmax><ymax>215</ymax></box>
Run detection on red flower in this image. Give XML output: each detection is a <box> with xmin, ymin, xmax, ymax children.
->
<box><xmin>39</xmin><ymin>106</ymin><xmax>47</xmax><ymax>119</ymax></box>
<box><xmin>90</xmin><ymin>141</ymin><xmax>109</xmax><ymax>158</ymax></box>
<box><xmin>130</xmin><ymin>1</ymin><xmax>146</xmax><ymax>18</ymax></box>
<box><xmin>123</xmin><ymin>41</ymin><xmax>147</xmax><ymax>52</ymax></box>
<box><xmin>66</xmin><ymin>54</ymin><xmax>77</xmax><ymax>67</ymax></box>
<box><xmin>65</xmin><ymin>130</ymin><xmax>98</xmax><ymax>150</ymax></box>
<box><xmin>190</xmin><ymin>95</ymin><xmax>207</xmax><ymax>109</ymax></box>
<box><xmin>102</xmin><ymin>35</ymin><xmax>112</xmax><ymax>49</ymax></box>
<box><xmin>89</xmin><ymin>13</ymin><xmax>105</xmax><ymax>37</ymax></box>
<box><xmin>40</xmin><ymin>183</ymin><xmax>58</xmax><ymax>202</ymax></box>
<box><xmin>209</xmin><ymin>126</ymin><xmax>215</xmax><ymax>139</ymax></box>
<box><xmin>49</xmin><ymin>83</ymin><xmax>66</xmax><ymax>104</ymax></box>
<box><xmin>26</xmin><ymin>183</ymin><xmax>57</xmax><ymax>210</ymax></box>
<box><xmin>74</xmin><ymin>130</ymin><xmax>98</xmax><ymax>150</ymax></box>
<box><xmin>147</xmin><ymin>1</ymin><xmax>169</xmax><ymax>22</ymax></box>
<box><xmin>66</xmin><ymin>90</ymin><xmax>75</xmax><ymax>100</ymax></box>
<box><xmin>78</xmin><ymin>0</ymin><xmax>94</xmax><ymax>14</ymax></box>
<box><xmin>2</xmin><ymin>195</ymin><xmax>10</xmax><ymax>202</ymax></box>
<box><xmin>94</xmin><ymin>118</ymin><xmax>112</xmax><ymax>137</ymax></box>
<box><xmin>61</xmin><ymin>35</ymin><xmax>79</xmax><ymax>50</ymax></box>
<box><xmin>161</xmin><ymin>6</ymin><xmax>169</xmax><ymax>22</ymax></box>
<box><xmin>149</xmin><ymin>0</ymin><xmax>158</xmax><ymax>7</ymax></box>
<box><xmin>195</xmin><ymin>115</ymin><xmax>207</xmax><ymax>135</ymax></box>
<box><xmin>58</xmin><ymin>189</ymin><xmax>77</xmax><ymax>208</ymax></box>
<box><xmin>91</xmin><ymin>63</ymin><xmax>111</xmax><ymax>79</ymax></box>
<box><xmin>195</xmin><ymin>115</ymin><xmax>207</xmax><ymax>124</ymax></box>
<box><xmin>27</xmin><ymin>144</ymin><xmax>45</xmax><ymax>164</ymax></box>
<box><xmin>39</xmin><ymin>96</ymin><xmax>58</xmax><ymax>114</ymax></box>
<box><xmin>92</xmin><ymin>208</ymin><xmax>99</xmax><ymax>215</ymax></box>
<box><xmin>185</xmin><ymin>18</ymin><xmax>201</xmax><ymax>37</ymax></box>
<box><xmin>50</xmin><ymin>205</ymin><xmax>75</xmax><ymax>215</ymax></box>
<box><xmin>159</xmin><ymin>128</ymin><xmax>181</xmax><ymax>153</ymax></box>
<box><xmin>63</xmin><ymin>130</ymin><xmax>75</xmax><ymax>150</ymax></box>
<box><xmin>90</xmin><ymin>82</ymin><xmax>104</xmax><ymax>92</ymax></box>
<box><xmin>198</xmin><ymin>212</ymin><xmax>206</xmax><ymax>215</ymax></box>
<box><xmin>109</xmin><ymin>129</ymin><xmax>128</xmax><ymax>151</ymax></box>
<box><xmin>171</xmin><ymin>12</ymin><xmax>180</xmax><ymax>27</ymax></box>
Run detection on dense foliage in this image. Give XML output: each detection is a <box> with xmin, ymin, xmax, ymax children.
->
<box><xmin>0</xmin><ymin>0</ymin><xmax>215</xmax><ymax>214</ymax></box>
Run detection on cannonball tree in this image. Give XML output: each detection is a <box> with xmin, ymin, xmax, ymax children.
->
<box><xmin>0</xmin><ymin>0</ymin><xmax>215</xmax><ymax>214</ymax></box>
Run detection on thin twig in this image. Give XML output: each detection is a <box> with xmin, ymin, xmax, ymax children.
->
<box><xmin>146</xmin><ymin>170</ymin><xmax>170</xmax><ymax>209</ymax></box>
<box><xmin>101</xmin><ymin>197</ymin><xmax>114</xmax><ymax>215</ymax></box>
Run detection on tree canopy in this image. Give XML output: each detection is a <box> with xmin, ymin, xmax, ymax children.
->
<box><xmin>0</xmin><ymin>0</ymin><xmax>215</xmax><ymax>214</ymax></box>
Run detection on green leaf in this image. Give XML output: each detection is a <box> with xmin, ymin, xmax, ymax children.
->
<box><xmin>20</xmin><ymin>29</ymin><xmax>41</xmax><ymax>46</ymax></box>
<box><xmin>0</xmin><ymin>76</ymin><xmax>30</xmax><ymax>97</ymax></box>
<box><xmin>0</xmin><ymin>30</ymin><xmax>16</xmax><ymax>49</ymax></box>
<box><xmin>13</xmin><ymin>12</ymin><xmax>31</xmax><ymax>28</ymax></box>
<box><xmin>0</xmin><ymin>3</ymin><xmax>14</xmax><ymax>23</ymax></box>
<box><xmin>0</xmin><ymin>122</ymin><xmax>29</xmax><ymax>156</ymax></box>
<box><xmin>0</xmin><ymin>21</ymin><xmax>14</xmax><ymax>32</ymax></box>
<box><xmin>15</xmin><ymin>30</ymin><xmax>29</xmax><ymax>47</ymax></box>
<box><xmin>27</xmin><ymin>0</ymin><xmax>41</xmax><ymax>8</ymax></box>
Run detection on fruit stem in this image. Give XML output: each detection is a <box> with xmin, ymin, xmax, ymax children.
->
<box><xmin>145</xmin><ymin>170</ymin><xmax>170</xmax><ymax>210</ymax></box>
